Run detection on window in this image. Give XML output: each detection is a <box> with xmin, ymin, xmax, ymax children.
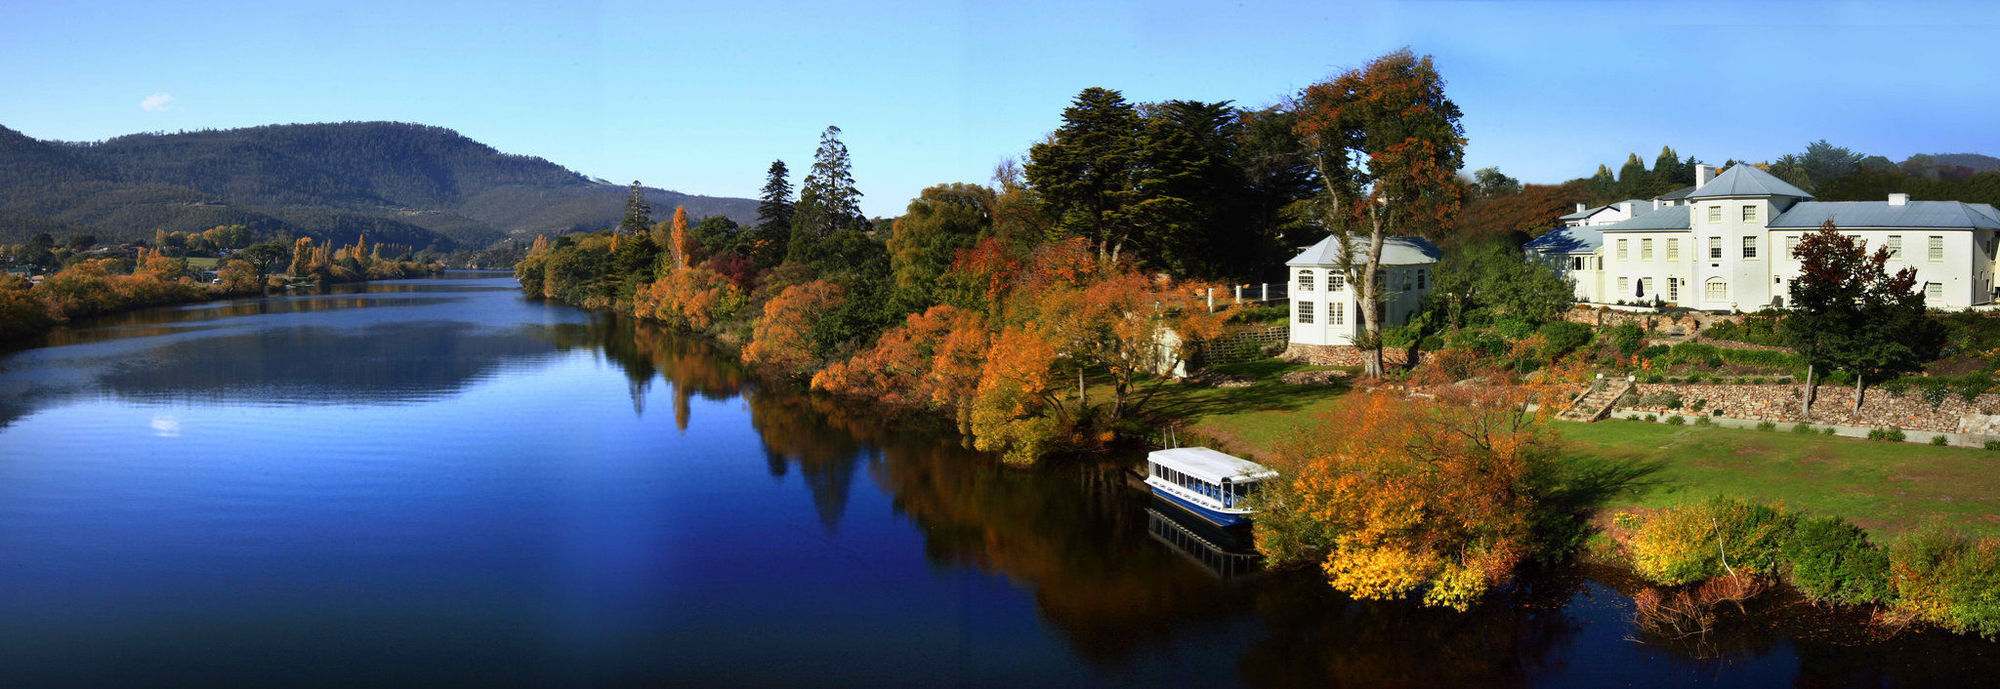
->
<box><xmin>1708</xmin><ymin>205</ymin><xmax>1722</xmax><ymax>223</ymax></box>
<box><xmin>1742</xmin><ymin>204</ymin><xmax>1758</xmax><ymax>222</ymax></box>
<box><xmin>1295</xmin><ymin>300</ymin><xmax>1313</xmax><ymax>324</ymax></box>
<box><xmin>1571</xmin><ymin>256</ymin><xmax>1584</xmax><ymax>270</ymax></box>
<box><xmin>1617</xmin><ymin>238</ymin><xmax>1628</xmax><ymax>260</ymax></box>
<box><xmin>1330</xmin><ymin>302</ymin><xmax>1344</xmax><ymax>325</ymax></box>
<box><xmin>1785</xmin><ymin>235</ymin><xmax>1800</xmax><ymax>257</ymax></box>
<box><xmin>1706</xmin><ymin>278</ymin><xmax>1727</xmax><ymax>301</ymax></box>
<box><xmin>1742</xmin><ymin>236</ymin><xmax>1758</xmax><ymax>259</ymax></box>
<box><xmin>1401</xmin><ymin>270</ymin><xmax>1412</xmax><ymax>291</ymax></box>
<box><xmin>1641</xmin><ymin>238</ymin><xmax>1654</xmax><ymax>261</ymax></box>
<box><xmin>1328</xmin><ymin>274</ymin><xmax>1344</xmax><ymax>291</ymax></box>
<box><xmin>1927</xmin><ymin>283</ymin><xmax>1944</xmax><ymax>303</ymax></box>
<box><xmin>1931</xmin><ymin>236</ymin><xmax>1945</xmax><ymax>262</ymax></box>
<box><xmin>1709</xmin><ymin>236</ymin><xmax>1722</xmax><ymax>259</ymax></box>
<box><xmin>1298</xmin><ymin>269</ymin><xmax>1314</xmax><ymax>291</ymax></box>
<box><xmin>1888</xmin><ymin>235</ymin><xmax>1902</xmax><ymax>259</ymax></box>
<box><xmin>1416</xmin><ymin>269</ymin><xmax>1427</xmax><ymax>290</ymax></box>
<box><xmin>1617</xmin><ymin>276</ymin><xmax>1629</xmax><ymax>294</ymax></box>
<box><xmin>1667</xmin><ymin>278</ymin><xmax>1679</xmax><ymax>302</ymax></box>
<box><xmin>1666</xmin><ymin>238</ymin><xmax>1680</xmax><ymax>261</ymax></box>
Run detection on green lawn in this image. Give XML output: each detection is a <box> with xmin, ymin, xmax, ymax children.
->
<box><xmin>1167</xmin><ymin>358</ymin><xmax>2000</xmax><ymax>539</ymax></box>
<box><xmin>1558</xmin><ymin>419</ymin><xmax>2000</xmax><ymax>538</ymax></box>
<box><xmin>184</xmin><ymin>257</ymin><xmax>220</xmax><ymax>269</ymax></box>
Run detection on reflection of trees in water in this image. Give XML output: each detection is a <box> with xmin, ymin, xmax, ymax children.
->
<box><xmin>1237</xmin><ymin>567</ymin><xmax>1584</xmax><ymax>689</ymax></box>
<box><xmin>745</xmin><ymin>392</ymin><xmax>875</xmax><ymax>531</ymax></box>
<box><xmin>538</xmin><ymin>315</ymin><xmax>749</xmax><ymax>430</ymax></box>
<box><xmin>874</xmin><ymin>440</ymin><xmax>1257</xmax><ymax>665</ymax></box>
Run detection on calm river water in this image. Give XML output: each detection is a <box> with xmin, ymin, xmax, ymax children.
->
<box><xmin>2</xmin><ymin>273</ymin><xmax>1996</xmax><ymax>687</ymax></box>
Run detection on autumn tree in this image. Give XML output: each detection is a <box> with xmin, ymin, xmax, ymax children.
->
<box><xmin>1294</xmin><ymin>48</ymin><xmax>1466</xmax><ymax>377</ymax></box>
<box><xmin>1784</xmin><ymin>221</ymin><xmax>1945</xmax><ymax>413</ymax></box>
<box><xmin>743</xmin><ymin>280</ymin><xmax>846</xmax><ymax>375</ymax></box>
<box><xmin>667</xmin><ymin>205</ymin><xmax>694</xmax><ymax>270</ymax></box>
<box><xmin>1254</xmin><ymin>390</ymin><xmax>1558</xmax><ymax>610</ymax></box>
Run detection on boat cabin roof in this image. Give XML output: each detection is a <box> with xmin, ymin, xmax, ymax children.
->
<box><xmin>1147</xmin><ymin>447</ymin><xmax>1279</xmax><ymax>484</ymax></box>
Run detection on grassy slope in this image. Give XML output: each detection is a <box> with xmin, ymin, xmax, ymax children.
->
<box><xmin>1163</xmin><ymin>359</ymin><xmax>2000</xmax><ymax>538</ymax></box>
<box><xmin>1558</xmin><ymin>419</ymin><xmax>2000</xmax><ymax>538</ymax></box>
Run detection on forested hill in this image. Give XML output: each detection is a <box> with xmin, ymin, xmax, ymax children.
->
<box><xmin>0</xmin><ymin>122</ymin><xmax>759</xmax><ymax>250</ymax></box>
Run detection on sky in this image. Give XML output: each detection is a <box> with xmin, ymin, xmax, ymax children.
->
<box><xmin>5</xmin><ymin>0</ymin><xmax>2000</xmax><ymax>217</ymax></box>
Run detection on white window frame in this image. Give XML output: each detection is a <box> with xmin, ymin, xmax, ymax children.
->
<box><xmin>1330</xmin><ymin>301</ymin><xmax>1344</xmax><ymax>325</ymax></box>
<box><xmin>1296</xmin><ymin>300</ymin><xmax>1314</xmax><ymax>324</ymax></box>
<box><xmin>1931</xmin><ymin>236</ymin><xmax>1945</xmax><ymax>262</ymax></box>
<box><xmin>1742</xmin><ymin>204</ymin><xmax>1757</xmax><ymax>222</ymax></box>
<box><xmin>1617</xmin><ymin>276</ymin><xmax>1629</xmax><ymax>294</ymax></box>
<box><xmin>1617</xmin><ymin>238</ymin><xmax>1628</xmax><ymax>261</ymax></box>
<box><xmin>1298</xmin><ymin>269</ymin><xmax>1314</xmax><ymax>291</ymax></box>
<box><xmin>1641</xmin><ymin>238</ymin><xmax>1654</xmax><ymax>261</ymax></box>
<box><xmin>1926</xmin><ymin>282</ymin><xmax>1944</xmax><ymax>303</ymax></box>
<box><xmin>1709</xmin><ymin>236</ymin><xmax>1722</xmax><ymax>259</ymax></box>
<box><xmin>1888</xmin><ymin>235</ymin><xmax>1902</xmax><ymax>259</ymax></box>
<box><xmin>1328</xmin><ymin>273</ymin><xmax>1344</xmax><ymax>291</ymax></box>
<box><xmin>1705</xmin><ymin>277</ymin><xmax>1727</xmax><ymax>301</ymax></box>
<box><xmin>1742</xmin><ymin>236</ymin><xmax>1758</xmax><ymax>259</ymax></box>
<box><xmin>1707</xmin><ymin>205</ymin><xmax>1722</xmax><ymax>223</ymax></box>
<box><xmin>1666</xmin><ymin>238</ymin><xmax>1679</xmax><ymax>261</ymax></box>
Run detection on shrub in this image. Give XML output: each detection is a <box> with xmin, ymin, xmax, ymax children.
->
<box><xmin>1793</xmin><ymin>423</ymin><xmax>1818</xmax><ymax>435</ymax></box>
<box><xmin>1922</xmin><ymin>381</ymin><xmax>1953</xmax><ymax>410</ymax></box>
<box><xmin>1868</xmin><ymin>427</ymin><xmax>1908</xmax><ymax>442</ymax></box>
<box><xmin>1933</xmin><ymin>435</ymin><xmax>1951</xmax><ymax>447</ymax></box>
<box><xmin>1783</xmin><ymin>516</ymin><xmax>1892</xmax><ymax>605</ymax></box>
<box><xmin>1493</xmin><ymin>318</ymin><xmax>1536</xmax><ymax>341</ymax></box>
<box><xmin>1689</xmin><ymin>399</ymin><xmax>1707</xmax><ymax>412</ymax></box>
<box><xmin>1627</xmin><ymin>414</ymin><xmax>1642</xmax><ymax>421</ymax></box>
<box><xmin>1756</xmin><ymin>421</ymin><xmax>1777</xmax><ymax>432</ymax></box>
<box><xmin>1822</xmin><ymin>427</ymin><xmax>1836</xmax><ymax>436</ymax></box>
<box><xmin>1986</xmin><ymin>440</ymin><xmax>2000</xmax><ymax>451</ymax></box>
<box><xmin>1537</xmin><ymin>321</ymin><xmax>1594</xmax><ymax>359</ymax></box>
<box><xmin>1695</xmin><ymin>416</ymin><xmax>1713</xmax><ymax>426</ymax></box>
<box><xmin>1644</xmin><ymin>414</ymin><xmax>1657</xmax><ymax>422</ymax></box>
<box><xmin>1956</xmin><ymin>372</ymin><xmax>1995</xmax><ymax>403</ymax></box>
<box><xmin>1887</xmin><ymin>527</ymin><xmax>2000</xmax><ymax>639</ymax></box>
<box><xmin>1611</xmin><ymin>323</ymin><xmax>1645</xmax><ymax>355</ymax></box>
<box><xmin>1630</xmin><ymin>498</ymin><xmax>1797</xmax><ymax>586</ymax></box>
<box><xmin>1666</xmin><ymin>415</ymin><xmax>1686</xmax><ymax>426</ymax></box>
<box><xmin>1638</xmin><ymin>344</ymin><xmax>1671</xmax><ymax>360</ymax></box>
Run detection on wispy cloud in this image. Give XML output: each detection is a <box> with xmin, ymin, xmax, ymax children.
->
<box><xmin>140</xmin><ymin>92</ymin><xmax>173</xmax><ymax>112</ymax></box>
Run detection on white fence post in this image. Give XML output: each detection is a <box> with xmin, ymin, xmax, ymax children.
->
<box><xmin>1206</xmin><ymin>287</ymin><xmax>1215</xmax><ymax>312</ymax></box>
<box><xmin>1233</xmin><ymin>284</ymin><xmax>1242</xmax><ymax>304</ymax></box>
<box><xmin>1261</xmin><ymin>283</ymin><xmax>1268</xmax><ymax>301</ymax></box>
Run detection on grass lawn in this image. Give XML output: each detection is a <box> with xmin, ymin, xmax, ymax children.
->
<box><xmin>184</xmin><ymin>257</ymin><xmax>220</xmax><ymax>269</ymax></box>
<box><xmin>1558</xmin><ymin>419</ymin><xmax>2000</xmax><ymax>538</ymax></box>
<box><xmin>1141</xmin><ymin>358</ymin><xmax>1355</xmax><ymax>461</ymax></box>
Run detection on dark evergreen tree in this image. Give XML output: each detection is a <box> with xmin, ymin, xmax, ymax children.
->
<box><xmin>1133</xmin><ymin>99</ymin><xmax>1252</xmax><ymax>277</ymax></box>
<box><xmin>753</xmin><ymin>160</ymin><xmax>794</xmax><ymax>267</ymax></box>
<box><xmin>1025</xmin><ymin>87</ymin><xmax>1145</xmax><ymax>263</ymax></box>
<box><xmin>618</xmin><ymin>180</ymin><xmax>653</xmax><ymax>235</ymax></box>
<box><xmin>788</xmin><ymin>126</ymin><xmax>864</xmax><ymax>262</ymax></box>
<box><xmin>1616</xmin><ymin>153</ymin><xmax>1648</xmax><ymax>192</ymax></box>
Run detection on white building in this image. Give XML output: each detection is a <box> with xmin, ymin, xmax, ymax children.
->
<box><xmin>1286</xmin><ymin>236</ymin><xmax>1441</xmax><ymax>346</ymax></box>
<box><xmin>1526</xmin><ymin>163</ymin><xmax>2000</xmax><ymax>310</ymax></box>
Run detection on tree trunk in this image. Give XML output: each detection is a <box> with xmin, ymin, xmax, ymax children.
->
<box><xmin>1078</xmin><ymin>368</ymin><xmax>1087</xmax><ymax>411</ymax></box>
<box><xmin>1801</xmin><ymin>363</ymin><xmax>1816</xmax><ymax>420</ymax></box>
<box><xmin>1853</xmin><ymin>373</ymin><xmax>1865</xmax><ymax>413</ymax></box>
<box><xmin>1359</xmin><ymin>204</ymin><xmax>1387</xmax><ymax>379</ymax></box>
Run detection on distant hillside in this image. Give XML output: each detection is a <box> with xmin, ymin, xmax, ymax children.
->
<box><xmin>0</xmin><ymin>122</ymin><xmax>759</xmax><ymax>250</ymax></box>
<box><xmin>1932</xmin><ymin>153</ymin><xmax>2000</xmax><ymax>174</ymax></box>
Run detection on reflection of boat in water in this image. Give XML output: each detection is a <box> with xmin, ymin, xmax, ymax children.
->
<box><xmin>1144</xmin><ymin>447</ymin><xmax>1278</xmax><ymax>527</ymax></box>
<box><xmin>1147</xmin><ymin>499</ymin><xmax>1262</xmax><ymax>580</ymax></box>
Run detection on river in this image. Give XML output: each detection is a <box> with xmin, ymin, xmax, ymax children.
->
<box><xmin>1</xmin><ymin>274</ymin><xmax>1995</xmax><ymax>687</ymax></box>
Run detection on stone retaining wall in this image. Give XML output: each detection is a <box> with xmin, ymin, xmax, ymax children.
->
<box><xmin>1564</xmin><ymin>306</ymin><xmax>1745</xmax><ymax>334</ymax></box>
<box><xmin>1281</xmin><ymin>343</ymin><xmax>1410</xmax><ymax>368</ymax></box>
<box><xmin>1614</xmin><ymin>382</ymin><xmax>2000</xmax><ymax>433</ymax></box>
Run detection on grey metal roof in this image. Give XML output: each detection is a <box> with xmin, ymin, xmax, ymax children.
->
<box><xmin>1286</xmin><ymin>235</ymin><xmax>1443</xmax><ymax>267</ymax></box>
<box><xmin>1599</xmin><ymin>205</ymin><xmax>1691</xmax><ymax>231</ymax></box>
<box><xmin>1558</xmin><ymin>206</ymin><xmax>1597</xmax><ymax>220</ymax></box>
<box><xmin>1770</xmin><ymin>201</ymin><xmax>2000</xmax><ymax>231</ymax></box>
<box><xmin>1656</xmin><ymin>185</ymin><xmax>1696</xmax><ymax>201</ymax></box>
<box><xmin>1524</xmin><ymin>225</ymin><xmax>1603</xmax><ymax>253</ymax></box>
<box><xmin>1685</xmin><ymin>164</ymin><xmax>1814</xmax><ymax>199</ymax></box>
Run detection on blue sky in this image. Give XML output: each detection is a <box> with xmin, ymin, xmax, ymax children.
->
<box><xmin>5</xmin><ymin>0</ymin><xmax>2000</xmax><ymax>217</ymax></box>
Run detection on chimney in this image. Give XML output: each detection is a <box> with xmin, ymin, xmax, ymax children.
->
<box><xmin>1575</xmin><ymin>202</ymin><xmax>1587</xmax><ymax>213</ymax></box>
<box><xmin>1888</xmin><ymin>192</ymin><xmax>1910</xmax><ymax>206</ymax></box>
<box><xmin>1695</xmin><ymin>164</ymin><xmax>1714</xmax><ymax>189</ymax></box>
<box><xmin>1620</xmin><ymin>201</ymin><xmax>1636</xmax><ymax>217</ymax></box>
<box><xmin>1652</xmin><ymin>198</ymin><xmax>1661</xmax><ymax>210</ymax></box>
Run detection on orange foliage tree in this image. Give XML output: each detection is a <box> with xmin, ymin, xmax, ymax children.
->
<box><xmin>633</xmin><ymin>266</ymin><xmax>746</xmax><ymax>331</ymax></box>
<box><xmin>743</xmin><ymin>280</ymin><xmax>845</xmax><ymax>374</ymax></box>
<box><xmin>1255</xmin><ymin>390</ymin><xmax>1557</xmax><ymax>610</ymax></box>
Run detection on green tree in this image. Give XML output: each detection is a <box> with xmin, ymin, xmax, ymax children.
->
<box><xmin>1470</xmin><ymin>167</ymin><xmax>1519</xmax><ymax>197</ymax></box>
<box><xmin>1425</xmin><ymin>240</ymin><xmax>1575</xmax><ymax>328</ymax></box>
<box><xmin>1134</xmin><ymin>99</ymin><xmax>1254</xmax><ymax>278</ymax></box>
<box><xmin>619</xmin><ymin>181</ymin><xmax>653</xmax><ymax>235</ymax></box>
<box><xmin>789</xmin><ymin>126</ymin><xmax>864</xmax><ymax>262</ymax></box>
<box><xmin>1616</xmin><ymin>152</ymin><xmax>1647</xmax><ymax>192</ymax></box>
<box><xmin>1294</xmin><ymin>48</ymin><xmax>1466</xmax><ymax>377</ymax></box>
<box><xmin>1025</xmin><ymin>87</ymin><xmax>1144</xmax><ymax>263</ymax></box>
<box><xmin>753</xmin><ymin>160</ymin><xmax>794</xmax><ymax>267</ymax></box>
<box><xmin>888</xmin><ymin>183</ymin><xmax>993</xmax><ymax>305</ymax></box>
<box><xmin>1800</xmin><ymin>139</ymin><xmax>1864</xmax><ymax>187</ymax></box>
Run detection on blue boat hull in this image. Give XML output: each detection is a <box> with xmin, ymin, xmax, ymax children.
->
<box><xmin>1151</xmin><ymin>486</ymin><xmax>1249</xmax><ymax>527</ymax></box>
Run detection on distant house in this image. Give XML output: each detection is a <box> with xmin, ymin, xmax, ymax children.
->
<box><xmin>1286</xmin><ymin>235</ymin><xmax>1441</xmax><ymax>347</ymax></box>
<box><xmin>1526</xmin><ymin>163</ymin><xmax>2000</xmax><ymax>310</ymax></box>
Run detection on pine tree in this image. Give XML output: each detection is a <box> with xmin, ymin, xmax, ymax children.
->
<box><xmin>1024</xmin><ymin>87</ymin><xmax>1144</xmax><ymax>263</ymax></box>
<box><xmin>619</xmin><ymin>180</ymin><xmax>653</xmax><ymax>235</ymax></box>
<box><xmin>789</xmin><ymin>126</ymin><xmax>863</xmax><ymax>262</ymax></box>
<box><xmin>752</xmin><ymin>160</ymin><xmax>794</xmax><ymax>267</ymax></box>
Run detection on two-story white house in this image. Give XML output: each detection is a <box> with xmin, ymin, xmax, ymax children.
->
<box><xmin>1286</xmin><ymin>235</ymin><xmax>1441</xmax><ymax>347</ymax></box>
<box><xmin>1527</xmin><ymin>163</ymin><xmax>2000</xmax><ymax>310</ymax></box>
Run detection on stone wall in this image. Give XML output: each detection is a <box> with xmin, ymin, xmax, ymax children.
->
<box><xmin>1614</xmin><ymin>382</ymin><xmax>2000</xmax><ymax>433</ymax></box>
<box><xmin>1564</xmin><ymin>306</ymin><xmax>1746</xmax><ymax>335</ymax></box>
<box><xmin>1282</xmin><ymin>343</ymin><xmax>1410</xmax><ymax>368</ymax></box>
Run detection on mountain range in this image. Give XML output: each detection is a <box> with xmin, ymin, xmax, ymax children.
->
<box><xmin>0</xmin><ymin>122</ymin><xmax>759</xmax><ymax>251</ymax></box>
